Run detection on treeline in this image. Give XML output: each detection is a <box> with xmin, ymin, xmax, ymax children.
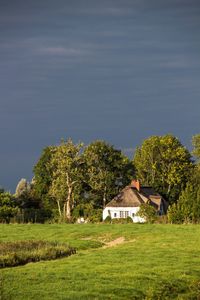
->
<box><xmin>1</xmin><ymin>134</ymin><xmax>200</xmax><ymax>224</ymax></box>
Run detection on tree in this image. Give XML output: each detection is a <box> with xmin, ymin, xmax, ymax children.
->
<box><xmin>168</xmin><ymin>169</ymin><xmax>200</xmax><ymax>223</ymax></box>
<box><xmin>0</xmin><ymin>190</ymin><xmax>18</xmax><ymax>223</ymax></box>
<box><xmin>133</xmin><ymin>134</ymin><xmax>193</xmax><ymax>202</ymax></box>
<box><xmin>192</xmin><ymin>134</ymin><xmax>200</xmax><ymax>163</ymax></box>
<box><xmin>83</xmin><ymin>140</ymin><xmax>134</xmax><ymax>208</ymax></box>
<box><xmin>33</xmin><ymin>146</ymin><xmax>55</xmax><ymax>210</ymax></box>
<box><xmin>48</xmin><ymin>139</ymin><xmax>84</xmax><ymax>220</ymax></box>
<box><xmin>15</xmin><ymin>178</ymin><xmax>30</xmax><ymax>198</ymax></box>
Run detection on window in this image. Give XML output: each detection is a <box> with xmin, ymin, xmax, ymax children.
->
<box><xmin>119</xmin><ymin>211</ymin><xmax>129</xmax><ymax>218</ymax></box>
<box><xmin>114</xmin><ymin>213</ymin><xmax>117</xmax><ymax>218</ymax></box>
<box><xmin>124</xmin><ymin>211</ymin><xmax>129</xmax><ymax>218</ymax></box>
<box><xmin>132</xmin><ymin>213</ymin><xmax>135</xmax><ymax>217</ymax></box>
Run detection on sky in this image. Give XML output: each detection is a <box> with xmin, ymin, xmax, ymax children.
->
<box><xmin>0</xmin><ymin>0</ymin><xmax>200</xmax><ymax>192</ymax></box>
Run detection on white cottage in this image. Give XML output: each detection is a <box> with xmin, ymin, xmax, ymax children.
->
<box><xmin>103</xmin><ymin>180</ymin><xmax>168</xmax><ymax>223</ymax></box>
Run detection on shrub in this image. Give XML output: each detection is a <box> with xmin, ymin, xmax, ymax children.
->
<box><xmin>72</xmin><ymin>204</ymin><xmax>102</xmax><ymax>223</ymax></box>
<box><xmin>136</xmin><ymin>203</ymin><xmax>158</xmax><ymax>223</ymax></box>
<box><xmin>111</xmin><ymin>217</ymin><xmax>133</xmax><ymax>224</ymax></box>
<box><xmin>126</xmin><ymin>216</ymin><xmax>133</xmax><ymax>223</ymax></box>
<box><xmin>104</xmin><ymin>215</ymin><xmax>111</xmax><ymax>223</ymax></box>
<box><xmin>167</xmin><ymin>203</ymin><xmax>185</xmax><ymax>224</ymax></box>
<box><xmin>0</xmin><ymin>192</ymin><xmax>18</xmax><ymax>223</ymax></box>
<box><xmin>167</xmin><ymin>181</ymin><xmax>200</xmax><ymax>224</ymax></box>
<box><xmin>0</xmin><ymin>240</ymin><xmax>76</xmax><ymax>268</ymax></box>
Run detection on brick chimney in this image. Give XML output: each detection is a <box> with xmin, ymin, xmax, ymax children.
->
<box><xmin>131</xmin><ymin>179</ymin><xmax>140</xmax><ymax>191</ymax></box>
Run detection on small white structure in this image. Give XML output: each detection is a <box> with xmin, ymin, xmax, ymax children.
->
<box><xmin>103</xmin><ymin>205</ymin><xmax>145</xmax><ymax>223</ymax></box>
<box><xmin>103</xmin><ymin>180</ymin><xmax>167</xmax><ymax>223</ymax></box>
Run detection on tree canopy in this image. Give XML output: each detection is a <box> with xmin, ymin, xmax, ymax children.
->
<box><xmin>192</xmin><ymin>134</ymin><xmax>200</xmax><ymax>162</ymax></box>
<box><xmin>83</xmin><ymin>140</ymin><xmax>134</xmax><ymax>208</ymax></box>
<box><xmin>48</xmin><ymin>139</ymin><xmax>84</xmax><ymax>220</ymax></box>
<box><xmin>133</xmin><ymin>134</ymin><xmax>193</xmax><ymax>202</ymax></box>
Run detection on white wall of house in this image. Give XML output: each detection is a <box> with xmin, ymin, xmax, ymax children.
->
<box><xmin>103</xmin><ymin>206</ymin><xmax>145</xmax><ymax>223</ymax></box>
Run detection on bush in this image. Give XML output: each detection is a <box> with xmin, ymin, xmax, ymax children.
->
<box><xmin>167</xmin><ymin>203</ymin><xmax>185</xmax><ymax>224</ymax></box>
<box><xmin>0</xmin><ymin>192</ymin><xmax>18</xmax><ymax>223</ymax></box>
<box><xmin>72</xmin><ymin>204</ymin><xmax>102</xmax><ymax>223</ymax></box>
<box><xmin>0</xmin><ymin>240</ymin><xmax>76</xmax><ymax>268</ymax></box>
<box><xmin>167</xmin><ymin>181</ymin><xmax>200</xmax><ymax>224</ymax></box>
<box><xmin>88</xmin><ymin>209</ymin><xmax>102</xmax><ymax>223</ymax></box>
<box><xmin>126</xmin><ymin>216</ymin><xmax>133</xmax><ymax>223</ymax></box>
<box><xmin>11</xmin><ymin>208</ymin><xmax>53</xmax><ymax>224</ymax></box>
<box><xmin>136</xmin><ymin>203</ymin><xmax>158</xmax><ymax>223</ymax></box>
<box><xmin>104</xmin><ymin>215</ymin><xmax>111</xmax><ymax>223</ymax></box>
<box><xmin>112</xmin><ymin>217</ymin><xmax>133</xmax><ymax>224</ymax></box>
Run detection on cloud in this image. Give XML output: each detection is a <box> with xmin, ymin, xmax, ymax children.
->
<box><xmin>76</xmin><ymin>6</ymin><xmax>133</xmax><ymax>16</ymax></box>
<box><xmin>38</xmin><ymin>46</ymin><xmax>87</xmax><ymax>56</ymax></box>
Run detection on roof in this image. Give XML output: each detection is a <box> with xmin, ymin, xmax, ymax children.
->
<box><xmin>106</xmin><ymin>185</ymin><xmax>167</xmax><ymax>212</ymax></box>
<box><xmin>106</xmin><ymin>186</ymin><xmax>147</xmax><ymax>208</ymax></box>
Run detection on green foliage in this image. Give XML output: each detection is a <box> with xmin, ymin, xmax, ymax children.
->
<box><xmin>33</xmin><ymin>147</ymin><xmax>54</xmax><ymax>196</ymax></box>
<box><xmin>111</xmin><ymin>217</ymin><xmax>133</xmax><ymax>224</ymax></box>
<box><xmin>72</xmin><ymin>203</ymin><xmax>102</xmax><ymax>223</ymax></box>
<box><xmin>0</xmin><ymin>192</ymin><xmax>18</xmax><ymax>223</ymax></box>
<box><xmin>167</xmin><ymin>203</ymin><xmax>184</xmax><ymax>224</ymax></box>
<box><xmin>13</xmin><ymin>208</ymin><xmax>52</xmax><ymax>224</ymax></box>
<box><xmin>48</xmin><ymin>139</ymin><xmax>84</xmax><ymax>220</ymax></box>
<box><xmin>104</xmin><ymin>215</ymin><xmax>111</xmax><ymax>223</ymax></box>
<box><xmin>192</xmin><ymin>134</ymin><xmax>200</xmax><ymax>162</ymax></box>
<box><xmin>33</xmin><ymin>146</ymin><xmax>55</xmax><ymax>210</ymax></box>
<box><xmin>168</xmin><ymin>171</ymin><xmax>200</xmax><ymax>224</ymax></box>
<box><xmin>133</xmin><ymin>134</ymin><xmax>193</xmax><ymax>203</ymax></box>
<box><xmin>83</xmin><ymin>140</ymin><xmax>134</xmax><ymax>208</ymax></box>
<box><xmin>136</xmin><ymin>203</ymin><xmax>157</xmax><ymax>223</ymax></box>
<box><xmin>0</xmin><ymin>240</ymin><xmax>76</xmax><ymax>268</ymax></box>
<box><xmin>126</xmin><ymin>216</ymin><xmax>133</xmax><ymax>223</ymax></box>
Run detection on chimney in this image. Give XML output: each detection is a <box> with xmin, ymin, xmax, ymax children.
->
<box><xmin>131</xmin><ymin>179</ymin><xmax>140</xmax><ymax>191</ymax></box>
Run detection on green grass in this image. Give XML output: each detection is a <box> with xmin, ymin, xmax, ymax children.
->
<box><xmin>0</xmin><ymin>224</ymin><xmax>200</xmax><ymax>299</ymax></box>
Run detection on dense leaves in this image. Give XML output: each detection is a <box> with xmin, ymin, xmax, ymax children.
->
<box><xmin>133</xmin><ymin>134</ymin><xmax>193</xmax><ymax>202</ymax></box>
<box><xmin>0</xmin><ymin>191</ymin><xmax>17</xmax><ymax>223</ymax></box>
<box><xmin>83</xmin><ymin>140</ymin><xmax>134</xmax><ymax>208</ymax></box>
<box><xmin>48</xmin><ymin>139</ymin><xmax>84</xmax><ymax>220</ymax></box>
<box><xmin>192</xmin><ymin>134</ymin><xmax>200</xmax><ymax>162</ymax></box>
<box><xmin>168</xmin><ymin>160</ymin><xmax>200</xmax><ymax>223</ymax></box>
<box><xmin>33</xmin><ymin>146</ymin><xmax>55</xmax><ymax>210</ymax></box>
<box><xmin>2</xmin><ymin>133</ymin><xmax>200</xmax><ymax>224</ymax></box>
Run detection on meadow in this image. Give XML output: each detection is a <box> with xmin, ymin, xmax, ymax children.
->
<box><xmin>0</xmin><ymin>223</ymin><xmax>200</xmax><ymax>299</ymax></box>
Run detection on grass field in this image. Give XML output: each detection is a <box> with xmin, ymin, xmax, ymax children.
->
<box><xmin>0</xmin><ymin>223</ymin><xmax>200</xmax><ymax>299</ymax></box>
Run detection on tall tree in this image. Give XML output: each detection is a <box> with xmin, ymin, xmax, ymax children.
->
<box><xmin>168</xmin><ymin>169</ymin><xmax>200</xmax><ymax>223</ymax></box>
<box><xmin>192</xmin><ymin>134</ymin><xmax>200</xmax><ymax>162</ymax></box>
<box><xmin>15</xmin><ymin>178</ymin><xmax>30</xmax><ymax>198</ymax></box>
<box><xmin>33</xmin><ymin>146</ymin><xmax>55</xmax><ymax>210</ymax></box>
<box><xmin>133</xmin><ymin>134</ymin><xmax>193</xmax><ymax>202</ymax></box>
<box><xmin>83</xmin><ymin>140</ymin><xmax>134</xmax><ymax>208</ymax></box>
<box><xmin>48</xmin><ymin>139</ymin><xmax>84</xmax><ymax>220</ymax></box>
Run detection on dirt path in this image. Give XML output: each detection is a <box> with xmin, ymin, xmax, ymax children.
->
<box><xmin>103</xmin><ymin>237</ymin><xmax>125</xmax><ymax>248</ymax></box>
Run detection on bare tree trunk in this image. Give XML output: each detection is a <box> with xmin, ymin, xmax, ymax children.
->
<box><xmin>66</xmin><ymin>186</ymin><xmax>72</xmax><ymax>219</ymax></box>
<box><xmin>63</xmin><ymin>202</ymin><xmax>66</xmax><ymax>218</ymax></box>
<box><xmin>103</xmin><ymin>187</ymin><xmax>107</xmax><ymax>208</ymax></box>
<box><xmin>57</xmin><ymin>200</ymin><xmax>62</xmax><ymax>217</ymax></box>
<box><xmin>167</xmin><ymin>184</ymin><xmax>171</xmax><ymax>195</ymax></box>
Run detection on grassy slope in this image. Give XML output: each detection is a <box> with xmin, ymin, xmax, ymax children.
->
<box><xmin>0</xmin><ymin>224</ymin><xmax>200</xmax><ymax>299</ymax></box>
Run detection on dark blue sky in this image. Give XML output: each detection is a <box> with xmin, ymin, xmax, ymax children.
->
<box><xmin>0</xmin><ymin>0</ymin><xmax>200</xmax><ymax>192</ymax></box>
